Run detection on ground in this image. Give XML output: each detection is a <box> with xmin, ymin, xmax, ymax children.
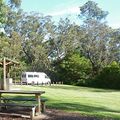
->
<box><xmin>0</xmin><ymin>108</ymin><xmax>111</xmax><ymax>120</ymax></box>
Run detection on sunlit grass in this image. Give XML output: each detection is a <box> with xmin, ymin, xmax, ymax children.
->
<box><xmin>11</xmin><ymin>84</ymin><xmax>120</xmax><ymax>119</ymax></box>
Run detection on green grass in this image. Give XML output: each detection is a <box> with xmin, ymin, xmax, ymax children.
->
<box><xmin>11</xmin><ymin>85</ymin><xmax>120</xmax><ymax>119</ymax></box>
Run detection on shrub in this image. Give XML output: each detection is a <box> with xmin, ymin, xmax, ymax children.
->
<box><xmin>92</xmin><ymin>61</ymin><xmax>120</xmax><ymax>89</ymax></box>
<box><xmin>55</xmin><ymin>53</ymin><xmax>92</xmax><ymax>85</ymax></box>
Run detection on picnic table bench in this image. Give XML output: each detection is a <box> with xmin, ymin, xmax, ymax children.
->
<box><xmin>0</xmin><ymin>90</ymin><xmax>46</xmax><ymax>119</ymax></box>
<box><xmin>0</xmin><ymin>102</ymin><xmax>37</xmax><ymax>118</ymax></box>
<box><xmin>0</xmin><ymin>97</ymin><xmax>47</xmax><ymax>112</ymax></box>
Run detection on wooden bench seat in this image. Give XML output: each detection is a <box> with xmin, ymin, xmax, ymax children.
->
<box><xmin>0</xmin><ymin>90</ymin><xmax>46</xmax><ymax>119</ymax></box>
<box><xmin>0</xmin><ymin>103</ymin><xmax>37</xmax><ymax>119</ymax></box>
<box><xmin>0</xmin><ymin>97</ymin><xmax>47</xmax><ymax>113</ymax></box>
<box><xmin>1</xmin><ymin>97</ymin><xmax>47</xmax><ymax>102</ymax></box>
<box><xmin>1</xmin><ymin>97</ymin><xmax>36</xmax><ymax>101</ymax></box>
<box><xmin>0</xmin><ymin>103</ymin><xmax>36</xmax><ymax>107</ymax></box>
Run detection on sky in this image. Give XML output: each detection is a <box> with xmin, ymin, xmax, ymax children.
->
<box><xmin>21</xmin><ymin>0</ymin><xmax>120</xmax><ymax>28</ymax></box>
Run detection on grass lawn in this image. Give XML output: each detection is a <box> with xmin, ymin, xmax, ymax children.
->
<box><xmin>11</xmin><ymin>85</ymin><xmax>120</xmax><ymax>119</ymax></box>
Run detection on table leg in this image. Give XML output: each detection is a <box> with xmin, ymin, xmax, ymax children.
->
<box><xmin>35</xmin><ymin>94</ymin><xmax>41</xmax><ymax>114</ymax></box>
<box><xmin>0</xmin><ymin>93</ymin><xmax>1</xmax><ymax>111</ymax></box>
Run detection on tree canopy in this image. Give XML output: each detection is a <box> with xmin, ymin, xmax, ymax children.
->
<box><xmin>0</xmin><ymin>0</ymin><xmax>120</xmax><ymax>89</ymax></box>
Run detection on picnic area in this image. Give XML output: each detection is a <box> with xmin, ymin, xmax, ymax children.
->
<box><xmin>0</xmin><ymin>84</ymin><xmax>120</xmax><ymax>120</ymax></box>
<box><xmin>1</xmin><ymin>0</ymin><xmax>120</xmax><ymax>119</ymax></box>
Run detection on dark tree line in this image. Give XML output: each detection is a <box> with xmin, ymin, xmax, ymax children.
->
<box><xmin>0</xmin><ymin>0</ymin><xmax>120</xmax><ymax>89</ymax></box>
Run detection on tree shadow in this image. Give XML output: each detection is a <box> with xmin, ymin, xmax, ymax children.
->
<box><xmin>45</xmin><ymin>85</ymin><xmax>118</xmax><ymax>92</ymax></box>
<box><xmin>2</xmin><ymin>95</ymin><xmax>120</xmax><ymax>119</ymax></box>
<box><xmin>4</xmin><ymin>95</ymin><xmax>120</xmax><ymax>114</ymax></box>
<box><xmin>49</xmin><ymin>102</ymin><xmax>120</xmax><ymax>114</ymax></box>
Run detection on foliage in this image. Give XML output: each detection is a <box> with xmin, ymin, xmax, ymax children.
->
<box><xmin>9</xmin><ymin>0</ymin><xmax>21</xmax><ymax>8</ymax></box>
<box><xmin>91</xmin><ymin>61</ymin><xmax>120</xmax><ymax>89</ymax></box>
<box><xmin>0</xmin><ymin>0</ymin><xmax>21</xmax><ymax>31</ymax></box>
<box><xmin>55</xmin><ymin>53</ymin><xmax>92</xmax><ymax>84</ymax></box>
<box><xmin>78</xmin><ymin>1</ymin><xmax>114</xmax><ymax>77</ymax></box>
<box><xmin>48</xmin><ymin>18</ymin><xmax>79</xmax><ymax>61</ymax></box>
<box><xmin>9</xmin><ymin>61</ymin><xmax>27</xmax><ymax>82</ymax></box>
<box><xmin>79</xmin><ymin>20</ymin><xmax>112</xmax><ymax>76</ymax></box>
<box><xmin>0</xmin><ymin>0</ymin><xmax>8</xmax><ymax>25</ymax></box>
<box><xmin>0</xmin><ymin>32</ymin><xmax>22</xmax><ymax>59</ymax></box>
<box><xmin>0</xmin><ymin>0</ymin><xmax>120</xmax><ymax>89</ymax></box>
<box><xmin>79</xmin><ymin>0</ymin><xmax>108</xmax><ymax>21</ymax></box>
<box><xmin>109</xmin><ymin>29</ymin><xmax>120</xmax><ymax>62</ymax></box>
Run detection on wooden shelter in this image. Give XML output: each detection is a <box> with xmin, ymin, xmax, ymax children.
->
<box><xmin>0</xmin><ymin>57</ymin><xmax>19</xmax><ymax>90</ymax></box>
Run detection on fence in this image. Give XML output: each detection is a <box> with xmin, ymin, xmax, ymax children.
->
<box><xmin>13</xmin><ymin>81</ymin><xmax>64</xmax><ymax>86</ymax></box>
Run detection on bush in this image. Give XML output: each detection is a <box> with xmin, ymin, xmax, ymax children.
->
<box><xmin>55</xmin><ymin>53</ymin><xmax>92</xmax><ymax>84</ymax></box>
<box><xmin>91</xmin><ymin>61</ymin><xmax>120</xmax><ymax>89</ymax></box>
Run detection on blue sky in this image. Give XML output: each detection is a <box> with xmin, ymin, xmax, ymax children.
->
<box><xmin>21</xmin><ymin>0</ymin><xmax>120</xmax><ymax>28</ymax></box>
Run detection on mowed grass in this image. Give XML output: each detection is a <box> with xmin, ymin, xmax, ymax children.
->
<box><xmin>12</xmin><ymin>85</ymin><xmax>120</xmax><ymax>119</ymax></box>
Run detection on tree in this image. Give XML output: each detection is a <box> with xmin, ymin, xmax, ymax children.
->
<box><xmin>79</xmin><ymin>0</ymin><xmax>108</xmax><ymax>21</ymax></box>
<box><xmin>0</xmin><ymin>0</ymin><xmax>22</xmax><ymax>35</ymax></box>
<box><xmin>4</xmin><ymin>9</ymin><xmax>22</xmax><ymax>35</ymax></box>
<box><xmin>80</xmin><ymin>20</ymin><xmax>112</xmax><ymax>75</ymax></box>
<box><xmin>9</xmin><ymin>31</ymin><xmax>22</xmax><ymax>59</ymax></box>
<box><xmin>0</xmin><ymin>31</ymin><xmax>22</xmax><ymax>60</ymax></box>
<box><xmin>0</xmin><ymin>36</ymin><xmax>10</xmax><ymax>58</ymax></box>
<box><xmin>108</xmin><ymin>29</ymin><xmax>120</xmax><ymax>62</ymax></box>
<box><xmin>78</xmin><ymin>1</ymin><xmax>112</xmax><ymax>75</ymax></box>
<box><xmin>0</xmin><ymin>0</ymin><xmax>8</xmax><ymax>25</ymax></box>
<box><xmin>48</xmin><ymin>18</ymin><xmax>80</xmax><ymax>63</ymax></box>
<box><xmin>55</xmin><ymin>53</ymin><xmax>92</xmax><ymax>84</ymax></box>
<box><xmin>94</xmin><ymin>61</ymin><xmax>120</xmax><ymax>89</ymax></box>
<box><xmin>16</xmin><ymin>13</ymin><xmax>53</xmax><ymax>71</ymax></box>
<box><xmin>9</xmin><ymin>0</ymin><xmax>21</xmax><ymax>8</ymax></box>
<box><xmin>30</xmin><ymin>45</ymin><xmax>50</xmax><ymax>72</ymax></box>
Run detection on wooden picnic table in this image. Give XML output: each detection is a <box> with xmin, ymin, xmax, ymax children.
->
<box><xmin>0</xmin><ymin>90</ymin><xmax>45</xmax><ymax>115</ymax></box>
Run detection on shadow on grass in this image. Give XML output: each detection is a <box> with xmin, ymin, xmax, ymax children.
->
<box><xmin>41</xmin><ymin>85</ymin><xmax>118</xmax><ymax>93</ymax></box>
<box><xmin>4</xmin><ymin>95</ymin><xmax>120</xmax><ymax>114</ymax></box>
<box><xmin>48</xmin><ymin>102</ymin><xmax>120</xmax><ymax>114</ymax></box>
<box><xmin>2</xmin><ymin>95</ymin><xmax>120</xmax><ymax>119</ymax></box>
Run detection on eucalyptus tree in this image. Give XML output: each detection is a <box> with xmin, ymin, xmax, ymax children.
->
<box><xmin>3</xmin><ymin>2</ymin><xmax>54</xmax><ymax>71</ymax></box>
<box><xmin>0</xmin><ymin>0</ymin><xmax>7</xmax><ymax>25</ymax></box>
<box><xmin>9</xmin><ymin>31</ymin><xmax>22</xmax><ymax>59</ymax></box>
<box><xmin>0</xmin><ymin>0</ymin><xmax>21</xmax><ymax>33</ymax></box>
<box><xmin>48</xmin><ymin>18</ymin><xmax>80</xmax><ymax>63</ymax></box>
<box><xmin>79</xmin><ymin>0</ymin><xmax>108</xmax><ymax>21</ymax></box>
<box><xmin>0</xmin><ymin>0</ymin><xmax>22</xmax><ymax>58</ymax></box>
<box><xmin>46</xmin><ymin>18</ymin><xmax>84</xmax><ymax>82</ymax></box>
<box><xmin>109</xmin><ymin>29</ymin><xmax>120</xmax><ymax>62</ymax></box>
<box><xmin>0</xmin><ymin>36</ymin><xmax>10</xmax><ymax>58</ymax></box>
<box><xmin>16</xmin><ymin>13</ymin><xmax>53</xmax><ymax>71</ymax></box>
<box><xmin>78</xmin><ymin>0</ymin><xmax>111</xmax><ymax>75</ymax></box>
<box><xmin>8</xmin><ymin>0</ymin><xmax>21</xmax><ymax>8</ymax></box>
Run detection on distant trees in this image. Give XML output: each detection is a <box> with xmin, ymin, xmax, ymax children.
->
<box><xmin>0</xmin><ymin>0</ymin><xmax>120</xmax><ymax>88</ymax></box>
<box><xmin>77</xmin><ymin>0</ymin><xmax>120</xmax><ymax>88</ymax></box>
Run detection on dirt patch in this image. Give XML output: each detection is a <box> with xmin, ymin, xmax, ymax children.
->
<box><xmin>0</xmin><ymin>109</ymin><xmax>111</xmax><ymax>120</ymax></box>
<box><xmin>44</xmin><ymin>109</ymin><xmax>99</xmax><ymax>120</ymax></box>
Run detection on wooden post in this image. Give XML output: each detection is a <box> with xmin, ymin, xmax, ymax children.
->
<box><xmin>0</xmin><ymin>93</ymin><xmax>1</xmax><ymax>110</ymax></box>
<box><xmin>3</xmin><ymin>57</ymin><xmax>6</xmax><ymax>90</ymax></box>
<box><xmin>0</xmin><ymin>57</ymin><xmax>19</xmax><ymax>90</ymax></box>
<box><xmin>36</xmin><ymin>94</ymin><xmax>41</xmax><ymax>115</ymax></box>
